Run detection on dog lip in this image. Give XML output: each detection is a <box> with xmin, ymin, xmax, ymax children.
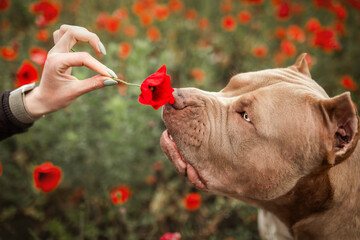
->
<box><xmin>160</xmin><ymin>130</ymin><xmax>187</xmax><ymax>175</ymax></box>
<box><xmin>186</xmin><ymin>162</ymin><xmax>207</xmax><ymax>190</ymax></box>
<box><xmin>160</xmin><ymin>130</ymin><xmax>208</xmax><ymax>190</ymax></box>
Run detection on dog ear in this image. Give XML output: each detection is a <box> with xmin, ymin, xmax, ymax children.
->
<box><xmin>290</xmin><ymin>53</ymin><xmax>311</xmax><ymax>78</ymax></box>
<box><xmin>320</xmin><ymin>92</ymin><xmax>359</xmax><ymax>165</ymax></box>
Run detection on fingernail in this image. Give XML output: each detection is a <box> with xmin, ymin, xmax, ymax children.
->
<box><xmin>98</xmin><ymin>41</ymin><xmax>107</xmax><ymax>55</ymax></box>
<box><xmin>106</xmin><ymin>68</ymin><xmax>117</xmax><ymax>78</ymax></box>
<box><xmin>103</xmin><ymin>79</ymin><xmax>118</xmax><ymax>86</ymax></box>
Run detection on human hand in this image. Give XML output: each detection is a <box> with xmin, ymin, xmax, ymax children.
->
<box><xmin>24</xmin><ymin>24</ymin><xmax>118</xmax><ymax>117</ymax></box>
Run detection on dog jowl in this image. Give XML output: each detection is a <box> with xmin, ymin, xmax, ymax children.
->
<box><xmin>160</xmin><ymin>53</ymin><xmax>360</xmax><ymax>240</ymax></box>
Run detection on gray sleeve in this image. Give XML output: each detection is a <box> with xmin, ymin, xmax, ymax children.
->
<box><xmin>9</xmin><ymin>86</ymin><xmax>42</xmax><ymax>124</ymax></box>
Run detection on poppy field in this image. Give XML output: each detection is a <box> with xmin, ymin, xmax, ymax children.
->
<box><xmin>0</xmin><ymin>0</ymin><xmax>359</xmax><ymax>239</ymax></box>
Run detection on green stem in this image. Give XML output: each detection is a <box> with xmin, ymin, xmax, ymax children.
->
<box><xmin>112</xmin><ymin>77</ymin><xmax>141</xmax><ymax>87</ymax></box>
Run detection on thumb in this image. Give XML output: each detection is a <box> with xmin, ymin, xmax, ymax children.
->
<box><xmin>74</xmin><ymin>75</ymin><xmax>118</xmax><ymax>96</ymax></box>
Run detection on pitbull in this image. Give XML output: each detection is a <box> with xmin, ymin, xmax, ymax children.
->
<box><xmin>160</xmin><ymin>53</ymin><xmax>360</xmax><ymax>240</ymax></box>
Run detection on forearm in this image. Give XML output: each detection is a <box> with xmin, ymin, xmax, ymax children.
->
<box><xmin>0</xmin><ymin>85</ymin><xmax>39</xmax><ymax>141</ymax></box>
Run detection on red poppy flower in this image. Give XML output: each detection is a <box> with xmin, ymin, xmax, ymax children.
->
<box><xmin>291</xmin><ymin>3</ymin><xmax>304</xmax><ymax>15</ymax></box>
<box><xmin>271</xmin><ymin>0</ymin><xmax>282</xmax><ymax>5</ymax></box>
<box><xmin>113</xmin><ymin>8</ymin><xmax>128</xmax><ymax>20</ymax></box>
<box><xmin>198</xmin><ymin>18</ymin><xmax>209</xmax><ymax>30</ymax></box>
<box><xmin>117</xmin><ymin>83</ymin><xmax>127</xmax><ymax>96</ymax></box>
<box><xmin>154</xmin><ymin>4</ymin><xmax>169</xmax><ymax>21</ymax></box>
<box><xmin>11</xmin><ymin>40</ymin><xmax>20</xmax><ymax>52</ymax></box>
<box><xmin>341</xmin><ymin>75</ymin><xmax>357</xmax><ymax>91</ymax></box>
<box><xmin>305</xmin><ymin>18</ymin><xmax>321</xmax><ymax>32</ymax></box>
<box><xmin>346</xmin><ymin>0</ymin><xmax>360</xmax><ymax>11</ymax></box>
<box><xmin>276</xmin><ymin>2</ymin><xmax>291</xmax><ymax>20</ymax></box>
<box><xmin>96</xmin><ymin>12</ymin><xmax>110</xmax><ymax>30</ymax></box>
<box><xmin>190</xmin><ymin>68</ymin><xmax>205</xmax><ymax>82</ymax></box>
<box><xmin>33</xmin><ymin>162</ymin><xmax>62</xmax><ymax>193</ymax></box>
<box><xmin>153</xmin><ymin>161</ymin><xmax>164</xmax><ymax>171</ymax></box>
<box><xmin>252</xmin><ymin>45</ymin><xmax>268</xmax><ymax>58</ymax></box>
<box><xmin>110</xmin><ymin>185</ymin><xmax>131</xmax><ymax>205</ymax></box>
<box><xmin>0</xmin><ymin>161</ymin><xmax>2</xmax><ymax>176</ymax></box>
<box><xmin>118</xmin><ymin>42</ymin><xmax>131</xmax><ymax>59</ymax></box>
<box><xmin>145</xmin><ymin>175</ymin><xmax>157</xmax><ymax>184</ymax></box>
<box><xmin>312</xmin><ymin>28</ymin><xmax>341</xmax><ymax>51</ymax></box>
<box><xmin>237</xmin><ymin>11</ymin><xmax>251</xmax><ymax>24</ymax></box>
<box><xmin>331</xmin><ymin>4</ymin><xmax>347</xmax><ymax>20</ymax></box>
<box><xmin>274</xmin><ymin>51</ymin><xmax>286</xmax><ymax>66</ymax></box>
<box><xmin>313</xmin><ymin>0</ymin><xmax>333</xmax><ymax>8</ymax></box>
<box><xmin>30</xmin><ymin>47</ymin><xmax>47</xmax><ymax>66</ymax></box>
<box><xmin>222</xmin><ymin>15</ymin><xmax>237</xmax><ymax>31</ymax></box>
<box><xmin>15</xmin><ymin>61</ymin><xmax>39</xmax><ymax>88</ymax></box>
<box><xmin>160</xmin><ymin>232</ymin><xmax>181</xmax><ymax>240</ymax></box>
<box><xmin>140</xmin><ymin>12</ymin><xmax>153</xmax><ymax>26</ymax></box>
<box><xmin>275</xmin><ymin>27</ymin><xmax>287</xmax><ymax>39</ymax></box>
<box><xmin>169</xmin><ymin>0</ymin><xmax>184</xmax><ymax>12</ymax></box>
<box><xmin>147</xmin><ymin>26</ymin><xmax>161</xmax><ymax>42</ymax></box>
<box><xmin>123</xmin><ymin>25</ymin><xmax>138</xmax><ymax>37</ymax></box>
<box><xmin>0</xmin><ymin>0</ymin><xmax>9</xmax><ymax>11</ymax></box>
<box><xmin>280</xmin><ymin>40</ymin><xmax>296</xmax><ymax>57</ymax></box>
<box><xmin>139</xmin><ymin>65</ymin><xmax>175</xmax><ymax>110</ymax></box>
<box><xmin>221</xmin><ymin>1</ymin><xmax>233</xmax><ymax>13</ymax></box>
<box><xmin>115</xmin><ymin>73</ymin><xmax>128</xmax><ymax>96</ymax></box>
<box><xmin>288</xmin><ymin>25</ymin><xmax>305</xmax><ymax>42</ymax></box>
<box><xmin>132</xmin><ymin>1</ymin><xmax>147</xmax><ymax>15</ymax></box>
<box><xmin>194</xmin><ymin>17</ymin><xmax>209</xmax><ymax>30</ymax></box>
<box><xmin>148</xmin><ymin>121</ymin><xmax>155</xmax><ymax>128</ymax></box>
<box><xmin>106</xmin><ymin>16</ymin><xmax>120</xmax><ymax>34</ymax></box>
<box><xmin>184</xmin><ymin>192</ymin><xmax>201</xmax><ymax>211</ymax></box>
<box><xmin>36</xmin><ymin>29</ymin><xmax>50</xmax><ymax>42</ymax></box>
<box><xmin>185</xmin><ymin>9</ymin><xmax>197</xmax><ymax>20</ymax></box>
<box><xmin>0</xmin><ymin>46</ymin><xmax>17</xmax><ymax>61</ymax></box>
<box><xmin>30</xmin><ymin>0</ymin><xmax>61</xmax><ymax>26</ymax></box>
<box><xmin>334</xmin><ymin>20</ymin><xmax>345</xmax><ymax>36</ymax></box>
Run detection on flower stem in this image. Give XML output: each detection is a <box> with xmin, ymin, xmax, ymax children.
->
<box><xmin>111</xmin><ymin>77</ymin><xmax>141</xmax><ymax>87</ymax></box>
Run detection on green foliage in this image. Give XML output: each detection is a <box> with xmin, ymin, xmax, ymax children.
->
<box><xmin>0</xmin><ymin>0</ymin><xmax>359</xmax><ymax>239</ymax></box>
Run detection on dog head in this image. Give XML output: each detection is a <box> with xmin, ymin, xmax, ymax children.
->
<box><xmin>160</xmin><ymin>53</ymin><xmax>359</xmax><ymax>201</ymax></box>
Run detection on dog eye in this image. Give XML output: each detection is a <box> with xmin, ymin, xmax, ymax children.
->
<box><xmin>239</xmin><ymin>112</ymin><xmax>251</xmax><ymax>122</ymax></box>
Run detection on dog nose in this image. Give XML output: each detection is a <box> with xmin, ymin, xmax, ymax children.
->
<box><xmin>171</xmin><ymin>88</ymin><xmax>187</xmax><ymax>110</ymax></box>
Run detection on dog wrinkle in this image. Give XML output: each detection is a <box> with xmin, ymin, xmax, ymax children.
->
<box><xmin>223</xmin><ymin>68</ymin><xmax>328</xmax><ymax>100</ymax></box>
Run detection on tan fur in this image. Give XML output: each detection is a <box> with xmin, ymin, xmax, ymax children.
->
<box><xmin>160</xmin><ymin>53</ymin><xmax>360</xmax><ymax>239</ymax></box>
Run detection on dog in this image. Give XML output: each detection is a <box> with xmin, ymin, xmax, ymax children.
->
<box><xmin>160</xmin><ymin>53</ymin><xmax>360</xmax><ymax>240</ymax></box>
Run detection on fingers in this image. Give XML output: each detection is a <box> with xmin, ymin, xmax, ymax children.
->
<box><xmin>74</xmin><ymin>75</ymin><xmax>117</xmax><ymax>96</ymax></box>
<box><xmin>50</xmin><ymin>24</ymin><xmax>105</xmax><ymax>55</ymax></box>
<box><xmin>53</xmin><ymin>29</ymin><xmax>61</xmax><ymax>44</ymax></box>
<box><xmin>46</xmin><ymin>52</ymin><xmax>113</xmax><ymax>78</ymax></box>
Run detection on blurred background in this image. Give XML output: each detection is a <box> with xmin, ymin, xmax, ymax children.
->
<box><xmin>0</xmin><ymin>0</ymin><xmax>359</xmax><ymax>239</ymax></box>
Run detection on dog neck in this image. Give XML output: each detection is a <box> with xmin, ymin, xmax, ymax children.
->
<box><xmin>256</xmin><ymin>142</ymin><xmax>360</xmax><ymax>238</ymax></box>
<box><xmin>259</xmin><ymin>168</ymin><xmax>331</xmax><ymax>229</ymax></box>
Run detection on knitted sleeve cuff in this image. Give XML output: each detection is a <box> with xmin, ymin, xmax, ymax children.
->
<box><xmin>9</xmin><ymin>83</ymin><xmax>42</xmax><ymax>124</ymax></box>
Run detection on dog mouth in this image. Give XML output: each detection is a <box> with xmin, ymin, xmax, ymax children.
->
<box><xmin>160</xmin><ymin>130</ymin><xmax>207</xmax><ymax>190</ymax></box>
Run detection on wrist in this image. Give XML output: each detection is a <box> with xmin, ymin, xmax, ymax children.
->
<box><xmin>24</xmin><ymin>87</ymin><xmax>50</xmax><ymax>118</ymax></box>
